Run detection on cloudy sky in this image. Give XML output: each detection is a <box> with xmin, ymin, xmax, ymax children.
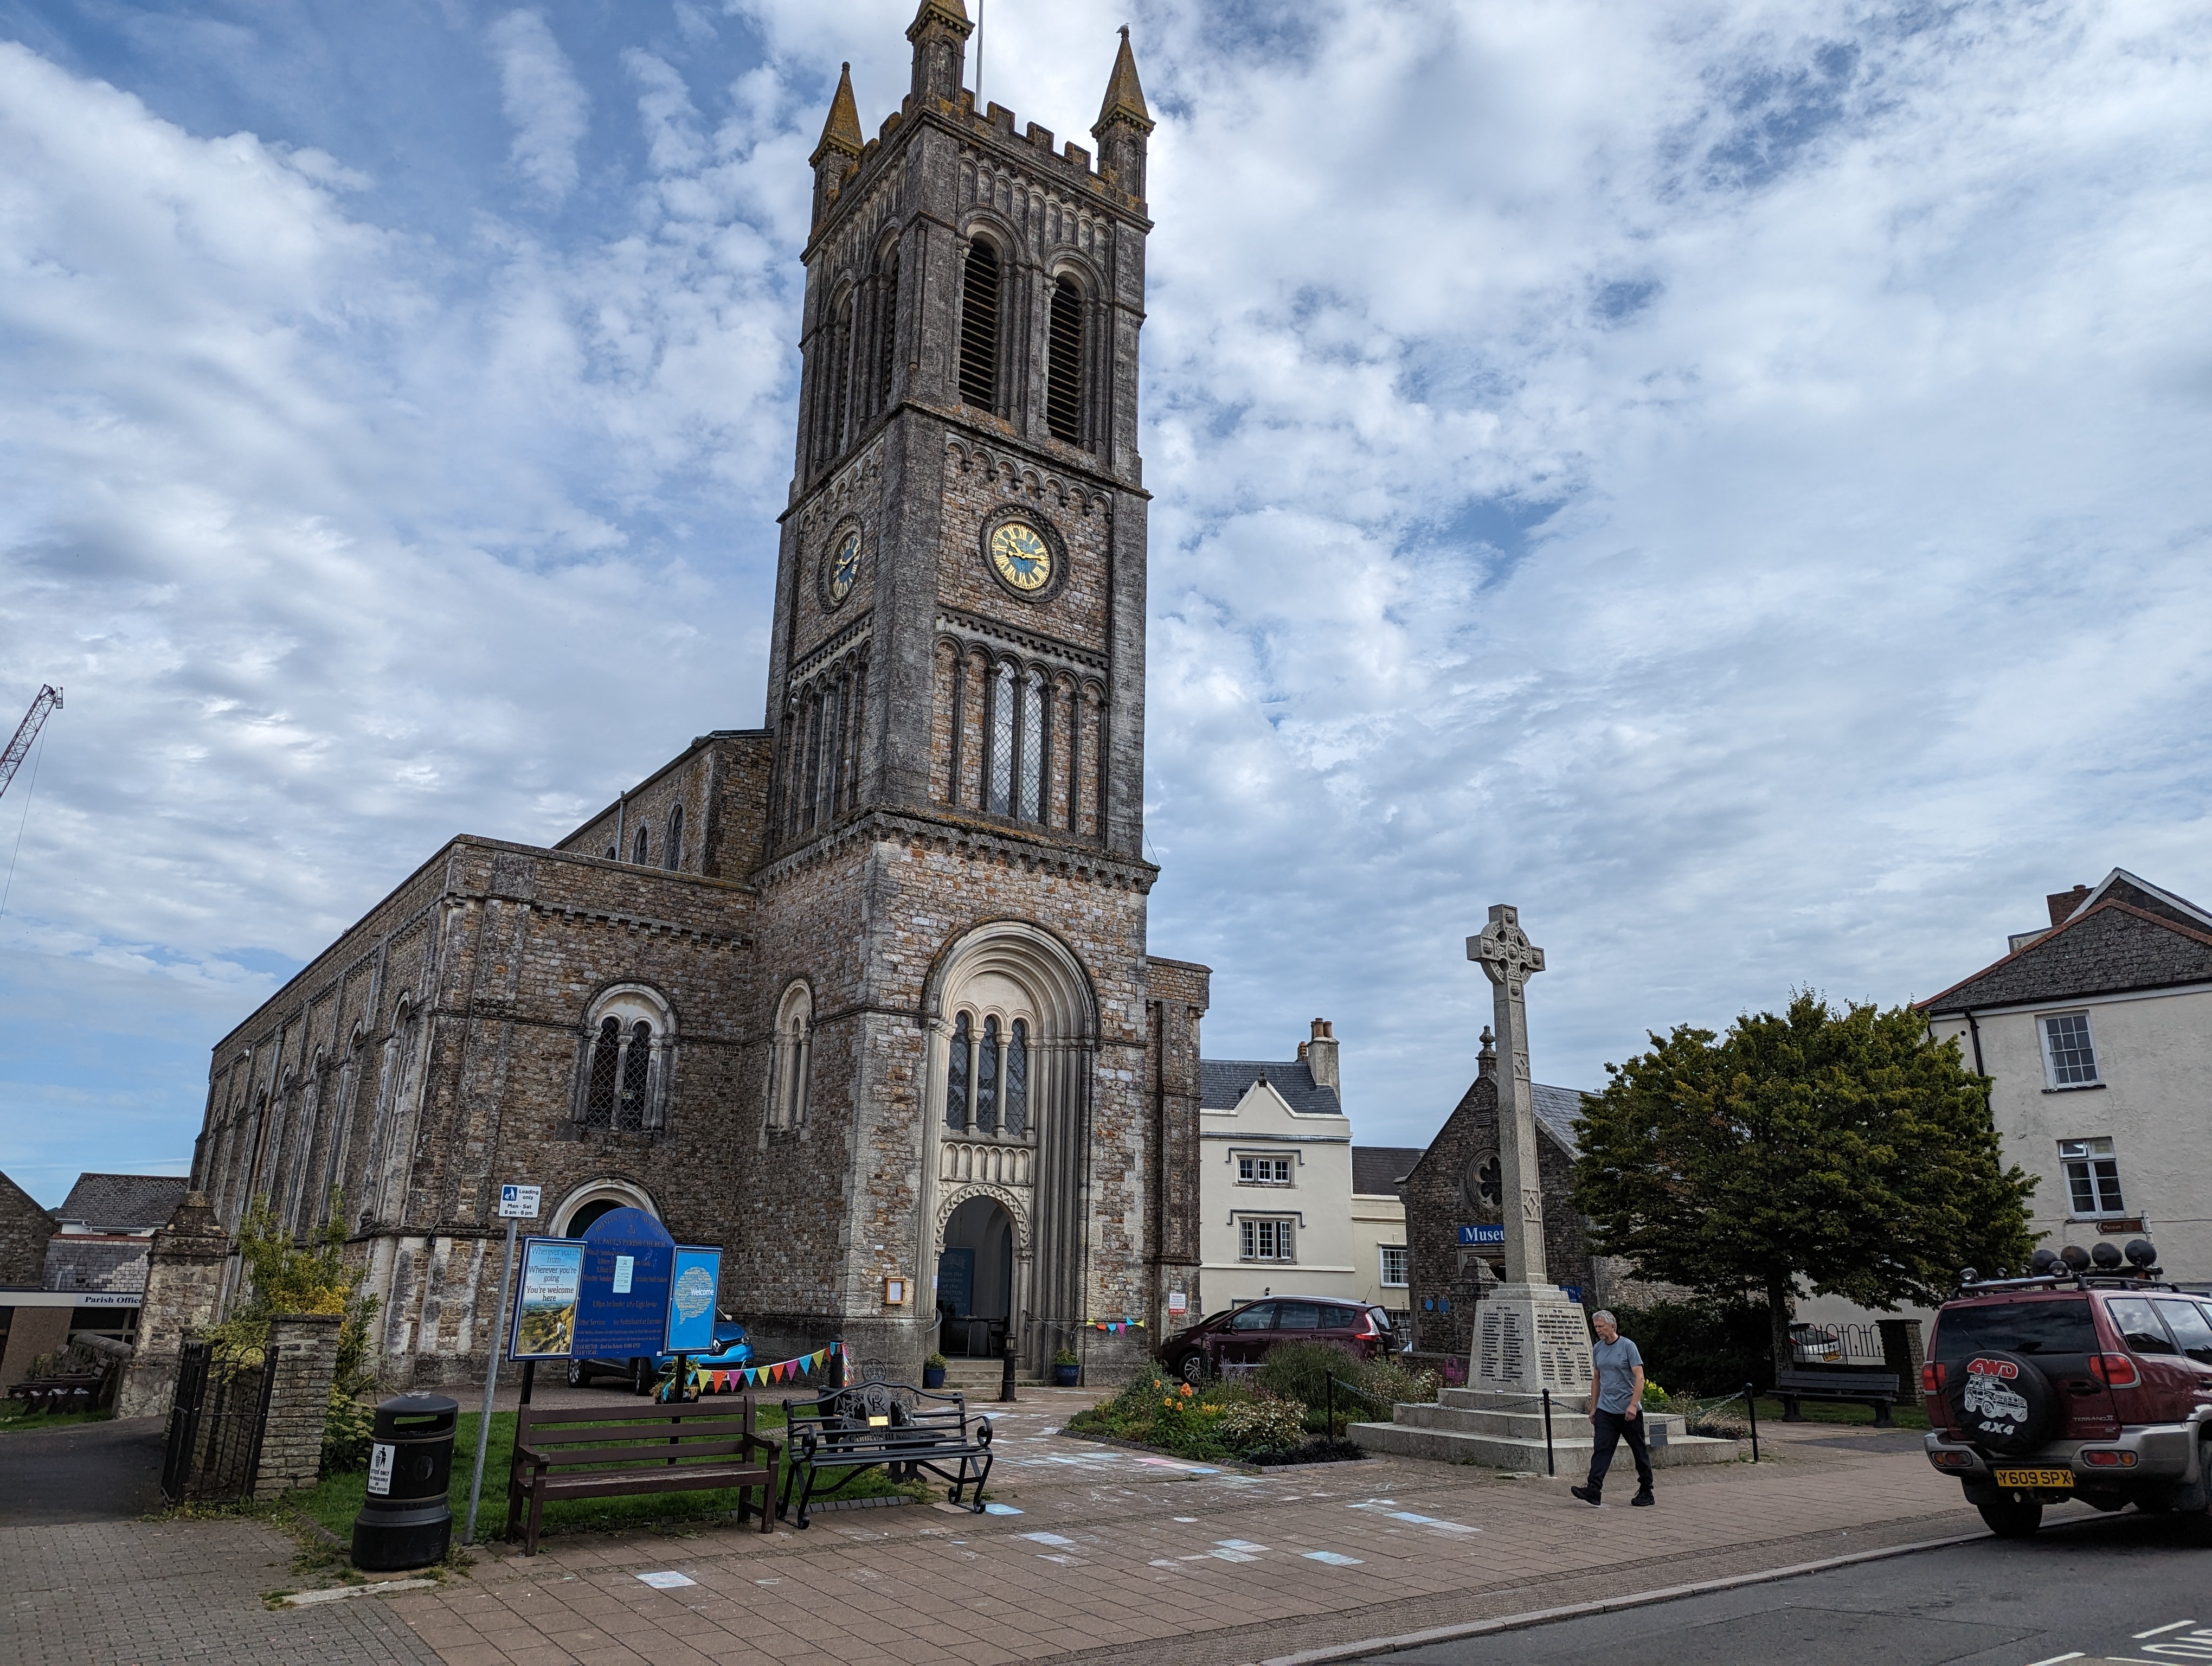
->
<box><xmin>1</xmin><ymin>0</ymin><xmax>2207</xmax><ymax>1205</ymax></box>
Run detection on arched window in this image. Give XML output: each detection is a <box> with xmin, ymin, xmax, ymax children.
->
<box><xmin>768</xmin><ymin>981</ymin><xmax>812</xmax><ymax>1131</ymax></box>
<box><xmin>827</xmin><ymin>289</ymin><xmax>856</xmax><ymax>459</ymax></box>
<box><xmin>1006</xmin><ymin>1019</ymin><xmax>1029</xmax><ymax>1138</ymax></box>
<box><xmin>665</xmin><ymin>803</ymin><xmax>684</xmax><ymax>871</ymax></box>
<box><xmin>584</xmin><ymin>1017</ymin><xmax>622</xmax><ymax>1124</ymax></box>
<box><xmin>605</xmin><ymin>843</ymin><xmax>617</xmax><ymax>860</ymax></box>
<box><xmin>959</xmin><ymin>241</ymin><xmax>1000</xmax><ymax>411</ymax></box>
<box><xmin>946</xmin><ymin>1013</ymin><xmax>971</xmax><ymax>1131</ymax></box>
<box><xmin>976</xmin><ymin>1016</ymin><xmax>1001</xmax><ymax>1134</ymax></box>
<box><xmin>633</xmin><ymin>823</ymin><xmax>650</xmax><ymax>864</ymax></box>
<box><xmin>1046</xmin><ymin>277</ymin><xmax>1084</xmax><ymax>444</ymax></box>
<box><xmin>876</xmin><ymin>245</ymin><xmax>901</xmax><ymax>408</ymax></box>
<box><xmin>988</xmin><ymin>661</ymin><xmax>1015</xmax><ymax>815</ymax></box>
<box><xmin>575</xmin><ymin>989</ymin><xmax>673</xmax><ymax>1132</ymax></box>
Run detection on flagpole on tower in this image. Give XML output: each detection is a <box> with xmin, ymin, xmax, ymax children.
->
<box><xmin>975</xmin><ymin>0</ymin><xmax>985</xmax><ymax>111</ymax></box>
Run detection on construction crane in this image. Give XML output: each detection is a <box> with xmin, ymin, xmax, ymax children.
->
<box><xmin>1</xmin><ymin>684</ymin><xmax>62</xmax><ymax>803</ymax></box>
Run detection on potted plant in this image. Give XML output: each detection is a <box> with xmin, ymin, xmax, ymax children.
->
<box><xmin>1052</xmin><ymin>1347</ymin><xmax>1081</xmax><ymax>1387</ymax></box>
<box><xmin>923</xmin><ymin>1351</ymin><xmax>948</xmax><ymax>1389</ymax></box>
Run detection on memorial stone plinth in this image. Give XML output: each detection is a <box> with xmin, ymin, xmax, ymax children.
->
<box><xmin>1464</xmin><ymin>905</ymin><xmax>1593</xmax><ymax>1403</ymax></box>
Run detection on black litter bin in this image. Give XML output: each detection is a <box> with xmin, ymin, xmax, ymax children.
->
<box><xmin>352</xmin><ymin>1392</ymin><xmax>458</xmax><ymax>1570</ymax></box>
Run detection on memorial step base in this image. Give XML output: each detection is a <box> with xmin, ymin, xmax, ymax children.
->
<box><xmin>1346</xmin><ymin>1402</ymin><xmax>1744</xmax><ymax>1471</ymax></box>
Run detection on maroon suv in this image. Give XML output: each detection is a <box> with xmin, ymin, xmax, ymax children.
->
<box><xmin>1159</xmin><ymin>1296</ymin><xmax>1393</xmax><ymax>1385</ymax></box>
<box><xmin>1923</xmin><ymin>1243</ymin><xmax>2212</xmax><ymax>1540</ymax></box>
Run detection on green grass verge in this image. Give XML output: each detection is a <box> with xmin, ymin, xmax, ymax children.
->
<box><xmin>290</xmin><ymin>1402</ymin><xmax>918</xmax><ymax>1543</ymax></box>
<box><xmin>0</xmin><ymin>1403</ymin><xmax>114</xmax><ymax>1434</ymax></box>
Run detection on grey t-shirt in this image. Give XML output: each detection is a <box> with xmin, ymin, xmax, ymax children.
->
<box><xmin>1591</xmin><ymin>1335</ymin><xmax>1644</xmax><ymax>1414</ymax></box>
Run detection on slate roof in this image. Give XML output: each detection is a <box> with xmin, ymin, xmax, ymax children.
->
<box><xmin>52</xmin><ymin>1174</ymin><xmax>190</xmax><ymax>1232</ymax></box>
<box><xmin>1199</xmin><ymin>1059</ymin><xmax>1342</xmax><ymax>1117</ymax></box>
<box><xmin>1529</xmin><ymin>1083</ymin><xmax>1592</xmax><ymax>1154</ymax></box>
<box><xmin>1351</xmin><ymin>1146</ymin><xmax>1426</xmax><ymax>1195</ymax></box>
<box><xmin>42</xmin><ymin>1236</ymin><xmax>153</xmax><ymax>1294</ymax></box>
<box><xmin>1921</xmin><ymin>881</ymin><xmax>2212</xmax><ymax>1016</ymax></box>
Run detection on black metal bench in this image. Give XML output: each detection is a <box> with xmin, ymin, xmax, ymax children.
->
<box><xmin>504</xmin><ymin>1398</ymin><xmax>780</xmax><ymax>1556</ymax></box>
<box><xmin>1774</xmin><ymin>1367</ymin><xmax>1901</xmax><ymax>1427</ymax></box>
<box><xmin>780</xmin><ymin>1379</ymin><xmax>992</xmax><ymax>1529</ymax></box>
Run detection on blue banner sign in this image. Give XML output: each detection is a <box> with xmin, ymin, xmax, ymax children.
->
<box><xmin>573</xmin><ymin>1207</ymin><xmax>676</xmax><ymax>1357</ymax></box>
<box><xmin>663</xmin><ymin>1246</ymin><xmax>723</xmax><ymax>1354</ymax></box>
<box><xmin>1457</xmin><ymin>1223</ymin><xmax>1505</xmax><ymax>1246</ymax></box>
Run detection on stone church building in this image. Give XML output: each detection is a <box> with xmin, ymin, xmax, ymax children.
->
<box><xmin>183</xmin><ymin>3</ymin><xmax>1213</xmax><ymax>1387</ymax></box>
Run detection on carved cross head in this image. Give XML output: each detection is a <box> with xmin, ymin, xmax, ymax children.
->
<box><xmin>1468</xmin><ymin>904</ymin><xmax>1546</xmax><ymax>991</ymax></box>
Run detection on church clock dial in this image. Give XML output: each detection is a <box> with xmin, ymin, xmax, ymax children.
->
<box><xmin>989</xmin><ymin>521</ymin><xmax>1053</xmax><ymax>593</ymax></box>
<box><xmin>827</xmin><ymin>526</ymin><xmax>862</xmax><ymax>606</ymax></box>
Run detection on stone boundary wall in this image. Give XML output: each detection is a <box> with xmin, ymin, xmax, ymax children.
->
<box><xmin>255</xmin><ymin>1313</ymin><xmax>341</xmax><ymax>1500</ymax></box>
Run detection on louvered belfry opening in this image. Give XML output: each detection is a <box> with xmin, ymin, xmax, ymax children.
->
<box><xmin>959</xmin><ymin>241</ymin><xmax>1000</xmax><ymax>411</ymax></box>
<box><xmin>1046</xmin><ymin>277</ymin><xmax>1084</xmax><ymax>444</ymax></box>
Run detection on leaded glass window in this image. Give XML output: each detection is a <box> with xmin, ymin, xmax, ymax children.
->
<box><xmin>1005</xmin><ymin>1019</ymin><xmax>1028</xmax><ymax>1138</ymax></box>
<box><xmin>977</xmin><ymin>1016</ymin><xmax>1000</xmax><ymax>1134</ymax></box>
<box><xmin>946</xmin><ymin>1014</ymin><xmax>970</xmax><ymax>1131</ymax></box>
<box><xmin>989</xmin><ymin>663</ymin><xmax>1015</xmax><ymax>815</ymax></box>
<box><xmin>619</xmin><ymin>1021</ymin><xmax>652</xmax><ymax>1131</ymax></box>
<box><xmin>585</xmin><ymin>1017</ymin><xmax>621</xmax><ymax>1126</ymax></box>
<box><xmin>1019</xmin><ymin>669</ymin><xmax>1044</xmax><ymax>821</ymax></box>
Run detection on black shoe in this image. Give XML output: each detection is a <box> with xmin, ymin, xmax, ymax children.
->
<box><xmin>1570</xmin><ymin>1485</ymin><xmax>1602</xmax><ymax>1507</ymax></box>
<box><xmin>1631</xmin><ymin>1491</ymin><xmax>1655</xmax><ymax>1507</ymax></box>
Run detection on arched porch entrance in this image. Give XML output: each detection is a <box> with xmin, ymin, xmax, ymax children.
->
<box><xmin>936</xmin><ymin>1195</ymin><xmax>1015</xmax><ymax>1358</ymax></box>
<box><xmin>921</xmin><ymin>921</ymin><xmax>1097</xmax><ymax>1376</ymax></box>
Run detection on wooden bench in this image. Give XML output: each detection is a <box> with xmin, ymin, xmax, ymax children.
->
<box><xmin>7</xmin><ymin>1374</ymin><xmax>105</xmax><ymax>1415</ymax></box>
<box><xmin>1775</xmin><ymin>1368</ymin><xmax>1902</xmax><ymax>1427</ymax></box>
<box><xmin>504</xmin><ymin>1398</ymin><xmax>780</xmax><ymax>1556</ymax></box>
<box><xmin>780</xmin><ymin>1379</ymin><xmax>993</xmax><ymax>1529</ymax></box>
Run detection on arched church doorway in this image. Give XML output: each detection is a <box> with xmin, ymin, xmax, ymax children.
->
<box><xmin>567</xmin><ymin>1200</ymin><xmax>620</xmax><ymax>1238</ymax></box>
<box><xmin>937</xmin><ymin>1196</ymin><xmax>1015</xmax><ymax>1358</ymax></box>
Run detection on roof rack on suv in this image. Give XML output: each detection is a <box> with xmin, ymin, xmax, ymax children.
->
<box><xmin>1954</xmin><ymin>1239</ymin><xmax>2177</xmax><ymax>1297</ymax></box>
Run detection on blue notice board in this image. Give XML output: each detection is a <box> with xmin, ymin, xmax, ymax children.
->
<box><xmin>1457</xmin><ymin>1223</ymin><xmax>1505</xmax><ymax>1246</ymax></box>
<box><xmin>663</xmin><ymin>1246</ymin><xmax>723</xmax><ymax>1354</ymax></box>
<box><xmin>573</xmin><ymin>1207</ymin><xmax>676</xmax><ymax>1357</ymax></box>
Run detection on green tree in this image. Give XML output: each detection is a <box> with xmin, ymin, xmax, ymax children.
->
<box><xmin>208</xmin><ymin>1190</ymin><xmax>384</xmax><ymax>1472</ymax></box>
<box><xmin>1571</xmin><ymin>992</ymin><xmax>2037</xmax><ymax>1374</ymax></box>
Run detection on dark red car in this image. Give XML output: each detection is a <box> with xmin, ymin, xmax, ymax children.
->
<box><xmin>1159</xmin><ymin>1296</ymin><xmax>1393</xmax><ymax>1385</ymax></box>
<box><xmin>1922</xmin><ymin>1242</ymin><xmax>2212</xmax><ymax>1541</ymax></box>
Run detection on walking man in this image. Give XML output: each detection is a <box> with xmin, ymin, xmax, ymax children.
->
<box><xmin>1571</xmin><ymin>1309</ymin><xmax>1654</xmax><ymax>1507</ymax></box>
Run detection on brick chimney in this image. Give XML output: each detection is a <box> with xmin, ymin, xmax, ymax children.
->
<box><xmin>2047</xmin><ymin>884</ymin><xmax>2091</xmax><ymax>928</ymax></box>
<box><xmin>1303</xmin><ymin>1018</ymin><xmax>1339</xmax><ymax>1093</ymax></box>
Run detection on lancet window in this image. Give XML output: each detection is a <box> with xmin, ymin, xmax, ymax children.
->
<box><xmin>767</xmin><ymin>981</ymin><xmax>812</xmax><ymax>1132</ymax></box>
<box><xmin>1046</xmin><ymin>277</ymin><xmax>1084</xmax><ymax>445</ymax></box>
<box><xmin>959</xmin><ymin>240</ymin><xmax>1000</xmax><ymax>411</ymax></box>
<box><xmin>773</xmin><ymin>649</ymin><xmax>869</xmax><ymax>851</ymax></box>
<box><xmin>665</xmin><ymin>803</ymin><xmax>684</xmax><ymax>871</ymax></box>
<box><xmin>942</xmin><ymin>1009</ymin><xmax>1033</xmax><ymax>1142</ymax></box>
<box><xmin>936</xmin><ymin>638</ymin><xmax>1104</xmax><ymax>840</ymax></box>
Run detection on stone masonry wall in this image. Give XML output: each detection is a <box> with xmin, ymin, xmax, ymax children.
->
<box><xmin>1403</xmin><ymin>1070</ymin><xmax>1593</xmax><ymax>1360</ymax></box>
<box><xmin>0</xmin><ymin>1170</ymin><xmax>55</xmax><ymax>1286</ymax></box>
<box><xmin>254</xmin><ymin>1313</ymin><xmax>341</xmax><ymax>1500</ymax></box>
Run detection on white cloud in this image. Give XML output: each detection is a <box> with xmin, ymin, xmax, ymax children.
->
<box><xmin>486</xmin><ymin>9</ymin><xmax>590</xmax><ymax>203</ymax></box>
<box><xmin>1</xmin><ymin>0</ymin><xmax>2209</xmax><ymax>1199</ymax></box>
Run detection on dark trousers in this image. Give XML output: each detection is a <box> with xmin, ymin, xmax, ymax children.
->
<box><xmin>1586</xmin><ymin>1408</ymin><xmax>1653</xmax><ymax>1497</ymax></box>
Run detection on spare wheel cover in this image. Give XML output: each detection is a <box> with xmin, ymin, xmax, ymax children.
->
<box><xmin>1946</xmin><ymin>1348</ymin><xmax>2060</xmax><ymax>1455</ymax></box>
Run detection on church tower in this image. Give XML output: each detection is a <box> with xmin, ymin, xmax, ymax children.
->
<box><xmin>747</xmin><ymin>4</ymin><xmax>1180</xmax><ymax>1376</ymax></box>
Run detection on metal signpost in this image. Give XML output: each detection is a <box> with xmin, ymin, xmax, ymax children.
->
<box><xmin>462</xmin><ymin>1182</ymin><xmax>539</xmax><ymax>1545</ymax></box>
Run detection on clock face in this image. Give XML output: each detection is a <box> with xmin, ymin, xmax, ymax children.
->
<box><xmin>989</xmin><ymin>521</ymin><xmax>1053</xmax><ymax>593</ymax></box>
<box><xmin>827</xmin><ymin>527</ymin><xmax>861</xmax><ymax>604</ymax></box>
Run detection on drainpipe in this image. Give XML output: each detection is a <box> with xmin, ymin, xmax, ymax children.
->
<box><xmin>1964</xmin><ymin>1009</ymin><xmax>1985</xmax><ymax>1078</ymax></box>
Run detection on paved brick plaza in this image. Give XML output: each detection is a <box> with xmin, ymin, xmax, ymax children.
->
<box><xmin>0</xmin><ymin>1394</ymin><xmax>2043</xmax><ymax>1666</ymax></box>
<box><xmin>393</xmin><ymin>1393</ymin><xmax>2004</xmax><ymax>1666</ymax></box>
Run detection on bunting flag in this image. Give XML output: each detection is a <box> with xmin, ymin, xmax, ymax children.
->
<box><xmin>1087</xmin><ymin>1318</ymin><xmax>1147</xmax><ymax>1333</ymax></box>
